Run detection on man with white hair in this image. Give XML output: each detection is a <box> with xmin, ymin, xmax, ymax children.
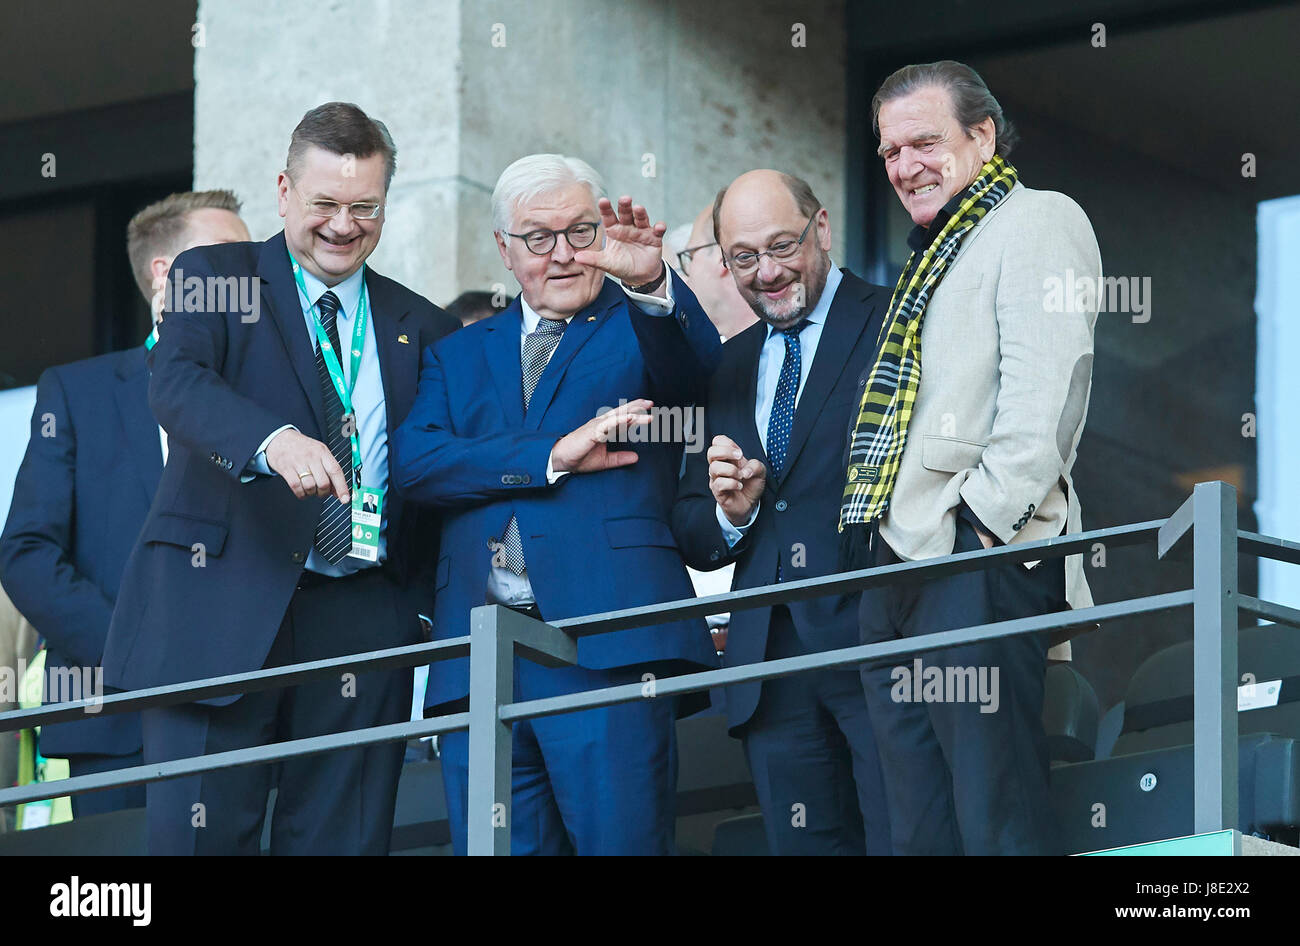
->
<box><xmin>392</xmin><ymin>153</ymin><xmax>722</xmax><ymax>855</ymax></box>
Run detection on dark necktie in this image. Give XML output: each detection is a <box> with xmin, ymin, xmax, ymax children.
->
<box><xmin>767</xmin><ymin>320</ymin><xmax>809</xmax><ymax>582</ymax></box>
<box><xmin>765</xmin><ymin>319</ymin><xmax>810</xmax><ymax>480</ymax></box>
<box><xmin>313</xmin><ymin>290</ymin><xmax>354</xmax><ymax>564</ymax></box>
<box><xmin>498</xmin><ymin>317</ymin><xmax>567</xmax><ymax>575</ymax></box>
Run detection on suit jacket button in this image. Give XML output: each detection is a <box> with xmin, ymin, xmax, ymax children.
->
<box><xmin>775</xmin><ymin>499</ymin><xmax>788</xmax><ymax>512</ymax></box>
<box><xmin>291</xmin><ymin>550</ymin><xmax>305</xmax><ymax>563</ymax></box>
<box><xmin>709</xmin><ymin>550</ymin><xmax>721</xmax><ymax>562</ymax></box>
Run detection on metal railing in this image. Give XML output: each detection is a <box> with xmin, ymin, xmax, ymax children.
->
<box><xmin>3</xmin><ymin>480</ymin><xmax>1299</xmax><ymax>855</ymax></box>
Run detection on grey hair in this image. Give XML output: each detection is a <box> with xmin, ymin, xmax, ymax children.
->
<box><xmin>491</xmin><ymin>154</ymin><xmax>606</xmax><ymax>240</ymax></box>
<box><xmin>871</xmin><ymin>60</ymin><xmax>1018</xmax><ymax>158</ymax></box>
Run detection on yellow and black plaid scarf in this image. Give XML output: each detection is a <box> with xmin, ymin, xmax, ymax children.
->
<box><xmin>838</xmin><ymin>156</ymin><xmax>1018</xmax><ymax>559</ymax></box>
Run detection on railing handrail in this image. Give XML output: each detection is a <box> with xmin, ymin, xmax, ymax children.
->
<box><xmin>1</xmin><ymin>516</ymin><xmax>1166</xmax><ymax>733</ymax></box>
<box><xmin>0</xmin><ymin>481</ymin><xmax>1275</xmax><ymax>853</ymax></box>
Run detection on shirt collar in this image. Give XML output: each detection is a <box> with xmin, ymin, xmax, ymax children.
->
<box><xmin>298</xmin><ymin>261</ymin><xmax>366</xmax><ymax>319</ymax></box>
<box><xmin>765</xmin><ymin>262</ymin><xmax>843</xmax><ymax>340</ymax></box>
<box><xmin>519</xmin><ymin>296</ymin><xmax>575</xmax><ymax>335</ymax></box>
<box><xmin>906</xmin><ymin>191</ymin><xmax>967</xmax><ymax>253</ymax></box>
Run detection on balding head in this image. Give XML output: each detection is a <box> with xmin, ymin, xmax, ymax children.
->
<box><xmin>712</xmin><ymin>169</ymin><xmax>832</xmax><ymax>329</ymax></box>
<box><xmin>681</xmin><ymin>198</ymin><xmax>757</xmax><ymax>341</ymax></box>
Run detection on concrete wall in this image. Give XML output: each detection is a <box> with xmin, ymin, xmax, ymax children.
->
<box><xmin>193</xmin><ymin>0</ymin><xmax>846</xmax><ymax>308</ymax></box>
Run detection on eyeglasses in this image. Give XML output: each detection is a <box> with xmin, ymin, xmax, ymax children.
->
<box><xmin>725</xmin><ymin>216</ymin><xmax>817</xmax><ymax>273</ymax></box>
<box><xmin>677</xmin><ymin>242</ymin><xmax>718</xmax><ymax>275</ymax></box>
<box><xmin>505</xmin><ymin>221</ymin><xmax>600</xmax><ymax>256</ymax></box>
<box><xmin>293</xmin><ymin>185</ymin><xmax>384</xmax><ymax>221</ymax></box>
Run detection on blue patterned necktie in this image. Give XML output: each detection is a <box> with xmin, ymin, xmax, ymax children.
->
<box><xmin>765</xmin><ymin>319</ymin><xmax>810</xmax><ymax>480</ymax></box>
<box><xmin>313</xmin><ymin>290</ymin><xmax>354</xmax><ymax>564</ymax></box>
<box><xmin>498</xmin><ymin>316</ymin><xmax>567</xmax><ymax>575</ymax></box>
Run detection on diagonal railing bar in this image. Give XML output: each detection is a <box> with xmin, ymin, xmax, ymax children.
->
<box><xmin>498</xmin><ymin>592</ymin><xmax>1194</xmax><ymax>724</ymax></box>
<box><xmin>1238</xmin><ymin>531</ymin><xmax>1300</xmax><ymax>566</ymax></box>
<box><xmin>0</xmin><ymin>713</ymin><xmax>470</xmax><ymax>808</ymax></box>
<box><xmin>1238</xmin><ymin>595</ymin><xmax>1300</xmax><ymax>629</ymax></box>
<box><xmin>0</xmin><ymin>636</ymin><xmax>471</xmax><ymax>733</ymax></box>
<box><xmin>549</xmin><ymin>520</ymin><xmax>1165</xmax><ymax>639</ymax></box>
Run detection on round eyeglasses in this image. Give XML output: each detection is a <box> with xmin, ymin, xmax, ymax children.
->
<box><xmin>506</xmin><ymin>221</ymin><xmax>600</xmax><ymax>255</ymax></box>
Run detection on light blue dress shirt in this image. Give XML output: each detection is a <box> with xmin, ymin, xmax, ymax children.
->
<box><xmin>246</xmin><ymin>260</ymin><xmax>389</xmax><ymax>576</ymax></box>
<box><xmin>718</xmin><ymin>264</ymin><xmax>844</xmax><ymax>546</ymax></box>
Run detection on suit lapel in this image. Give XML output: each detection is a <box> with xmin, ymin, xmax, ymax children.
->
<box><xmin>483</xmin><ymin>302</ymin><xmax>525</xmax><ymax>426</ymax></box>
<box><xmin>779</xmin><ymin>271</ymin><xmax>879</xmax><ymax>482</ymax></box>
<box><xmin>256</xmin><ymin>232</ymin><xmax>325</xmax><ymax>436</ymax></box>
<box><xmin>524</xmin><ymin>278</ymin><xmax>623</xmax><ymax>429</ymax></box>
<box><xmin>365</xmin><ymin>271</ymin><xmax>416</xmax><ymax>440</ymax></box>
<box><xmin>114</xmin><ymin>347</ymin><xmax>163</xmax><ymax>503</ymax></box>
<box><xmin>733</xmin><ymin>324</ymin><xmax>770</xmax><ymax>470</ymax></box>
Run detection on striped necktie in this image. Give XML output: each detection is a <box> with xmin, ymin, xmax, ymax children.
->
<box><xmin>313</xmin><ymin>290</ymin><xmax>354</xmax><ymax>564</ymax></box>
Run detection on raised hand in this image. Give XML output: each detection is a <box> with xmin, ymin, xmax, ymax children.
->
<box><xmin>573</xmin><ymin>196</ymin><xmax>667</xmax><ymax>291</ymax></box>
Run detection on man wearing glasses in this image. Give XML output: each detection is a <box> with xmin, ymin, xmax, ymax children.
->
<box><xmin>671</xmin><ymin>169</ymin><xmax>894</xmax><ymax>854</ymax></box>
<box><xmin>103</xmin><ymin>102</ymin><xmax>458</xmax><ymax>854</ymax></box>
<box><xmin>677</xmin><ymin>200</ymin><xmax>757</xmax><ymax>342</ymax></box>
<box><xmin>391</xmin><ymin>153</ymin><xmax>722</xmax><ymax>855</ymax></box>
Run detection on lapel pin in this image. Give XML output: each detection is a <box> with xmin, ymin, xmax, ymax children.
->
<box><xmin>397</xmin><ymin>334</ymin><xmax>409</xmax><ymax>344</ymax></box>
<box><xmin>586</xmin><ymin>316</ymin><xmax>596</xmax><ymax>322</ymax></box>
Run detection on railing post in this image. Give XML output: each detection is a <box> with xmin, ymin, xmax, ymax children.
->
<box><xmin>1192</xmin><ymin>480</ymin><xmax>1238</xmax><ymax>833</ymax></box>
<box><xmin>467</xmin><ymin>605</ymin><xmax>513</xmax><ymax>856</ymax></box>
<box><xmin>466</xmin><ymin>604</ymin><xmax>578</xmax><ymax>856</ymax></box>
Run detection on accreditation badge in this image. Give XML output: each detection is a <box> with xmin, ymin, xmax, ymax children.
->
<box><xmin>348</xmin><ymin>485</ymin><xmax>385</xmax><ymax>561</ymax></box>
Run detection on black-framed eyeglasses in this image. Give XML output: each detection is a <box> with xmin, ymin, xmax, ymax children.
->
<box><xmin>725</xmin><ymin>215</ymin><xmax>817</xmax><ymax>273</ymax></box>
<box><xmin>506</xmin><ymin>221</ymin><xmax>600</xmax><ymax>256</ymax></box>
<box><xmin>677</xmin><ymin>241</ymin><xmax>718</xmax><ymax>275</ymax></box>
<box><xmin>292</xmin><ymin>184</ymin><xmax>384</xmax><ymax>221</ymax></box>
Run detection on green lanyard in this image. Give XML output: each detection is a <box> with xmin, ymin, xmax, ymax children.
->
<box><xmin>145</xmin><ymin>324</ymin><xmax>158</xmax><ymax>350</ymax></box>
<box><xmin>288</xmin><ymin>251</ymin><xmax>370</xmax><ymax>489</ymax></box>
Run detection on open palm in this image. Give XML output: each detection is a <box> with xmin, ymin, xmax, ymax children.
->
<box><xmin>574</xmin><ymin>196</ymin><xmax>666</xmax><ymax>286</ymax></box>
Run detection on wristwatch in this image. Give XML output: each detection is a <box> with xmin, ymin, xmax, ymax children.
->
<box><xmin>628</xmin><ymin>262</ymin><xmax>667</xmax><ymax>295</ymax></box>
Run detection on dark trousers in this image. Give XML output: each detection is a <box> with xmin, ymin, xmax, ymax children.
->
<box><xmin>68</xmin><ymin>751</ymin><xmax>145</xmax><ymax>818</ymax></box>
<box><xmin>141</xmin><ymin>567</ymin><xmax>415</xmax><ymax>855</ymax></box>
<box><xmin>858</xmin><ymin>518</ymin><xmax>1064</xmax><ymax>855</ymax></box>
<box><xmin>439</xmin><ymin>657</ymin><xmax>679</xmax><ymax>856</ymax></box>
<box><xmin>740</xmin><ymin>606</ymin><xmax>893</xmax><ymax>855</ymax></box>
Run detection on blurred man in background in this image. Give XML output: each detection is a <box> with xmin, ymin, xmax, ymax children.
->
<box><xmin>0</xmin><ymin>190</ymin><xmax>250</xmax><ymax>819</ymax></box>
<box><xmin>679</xmin><ymin>201</ymin><xmax>757</xmax><ymax>342</ymax></box>
<box><xmin>445</xmin><ymin>289</ymin><xmax>509</xmax><ymax>327</ymax></box>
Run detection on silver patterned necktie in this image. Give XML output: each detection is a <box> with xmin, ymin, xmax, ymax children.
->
<box><xmin>498</xmin><ymin>317</ymin><xmax>567</xmax><ymax>574</ymax></box>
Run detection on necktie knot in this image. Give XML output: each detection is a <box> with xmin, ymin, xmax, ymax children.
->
<box><xmin>780</xmin><ymin>319</ymin><xmax>810</xmax><ymax>341</ymax></box>
<box><xmin>531</xmin><ymin>317</ymin><xmax>566</xmax><ymax>338</ymax></box>
<box><xmin>317</xmin><ymin>290</ymin><xmax>340</xmax><ymax>316</ymax></box>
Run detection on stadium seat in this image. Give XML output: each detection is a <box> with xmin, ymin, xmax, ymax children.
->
<box><xmin>1043</xmin><ymin>664</ymin><xmax>1100</xmax><ymax>763</ymax></box>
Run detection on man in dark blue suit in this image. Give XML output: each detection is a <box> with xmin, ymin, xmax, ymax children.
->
<box><xmin>102</xmin><ymin>103</ymin><xmax>458</xmax><ymax>854</ymax></box>
<box><xmin>391</xmin><ymin>153</ymin><xmax>722</xmax><ymax>855</ymax></box>
<box><xmin>671</xmin><ymin>170</ymin><xmax>893</xmax><ymax>854</ymax></box>
<box><xmin>0</xmin><ymin>190</ymin><xmax>250</xmax><ymax>818</ymax></box>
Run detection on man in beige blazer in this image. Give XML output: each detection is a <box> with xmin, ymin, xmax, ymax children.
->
<box><xmin>842</xmin><ymin>61</ymin><xmax>1100</xmax><ymax>855</ymax></box>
